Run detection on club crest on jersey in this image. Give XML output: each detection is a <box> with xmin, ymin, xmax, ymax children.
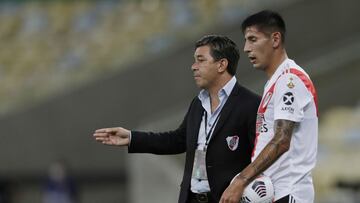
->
<box><xmin>226</xmin><ymin>136</ymin><xmax>239</xmax><ymax>151</ymax></box>
<box><xmin>287</xmin><ymin>77</ymin><xmax>295</xmax><ymax>89</ymax></box>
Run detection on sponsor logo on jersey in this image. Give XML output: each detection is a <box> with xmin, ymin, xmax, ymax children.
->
<box><xmin>283</xmin><ymin>92</ymin><xmax>294</xmax><ymax>105</ymax></box>
<box><xmin>281</xmin><ymin>106</ymin><xmax>294</xmax><ymax>114</ymax></box>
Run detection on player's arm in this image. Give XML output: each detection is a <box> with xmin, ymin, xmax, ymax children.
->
<box><xmin>220</xmin><ymin>119</ymin><xmax>295</xmax><ymax>203</ymax></box>
<box><xmin>93</xmin><ymin>127</ymin><xmax>130</xmax><ymax>146</ymax></box>
<box><xmin>238</xmin><ymin>119</ymin><xmax>295</xmax><ymax>184</ymax></box>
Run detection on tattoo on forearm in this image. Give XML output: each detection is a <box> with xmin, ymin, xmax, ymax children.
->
<box><xmin>245</xmin><ymin>120</ymin><xmax>295</xmax><ymax>181</ymax></box>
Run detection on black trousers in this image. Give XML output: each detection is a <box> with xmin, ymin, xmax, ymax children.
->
<box><xmin>187</xmin><ymin>192</ymin><xmax>293</xmax><ymax>203</ymax></box>
<box><xmin>187</xmin><ymin>191</ymin><xmax>216</xmax><ymax>203</ymax></box>
<box><xmin>275</xmin><ymin>195</ymin><xmax>295</xmax><ymax>203</ymax></box>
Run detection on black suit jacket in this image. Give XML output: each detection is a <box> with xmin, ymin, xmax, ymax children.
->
<box><xmin>129</xmin><ymin>82</ymin><xmax>261</xmax><ymax>203</ymax></box>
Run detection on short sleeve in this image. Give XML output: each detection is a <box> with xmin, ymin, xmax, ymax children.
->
<box><xmin>273</xmin><ymin>73</ymin><xmax>313</xmax><ymax>122</ymax></box>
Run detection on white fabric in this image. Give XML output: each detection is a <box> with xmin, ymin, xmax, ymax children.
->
<box><xmin>252</xmin><ymin>59</ymin><xmax>318</xmax><ymax>202</ymax></box>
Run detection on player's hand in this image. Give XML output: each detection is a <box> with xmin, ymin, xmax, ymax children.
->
<box><xmin>219</xmin><ymin>177</ymin><xmax>245</xmax><ymax>203</ymax></box>
<box><xmin>93</xmin><ymin>127</ymin><xmax>130</xmax><ymax>146</ymax></box>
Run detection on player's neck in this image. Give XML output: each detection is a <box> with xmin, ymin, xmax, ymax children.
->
<box><xmin>265</xmin><ymin>50</ymin><xmax>288</xmax><ymax>79</ymax></box>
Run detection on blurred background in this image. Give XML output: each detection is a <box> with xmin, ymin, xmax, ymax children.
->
<box><xmin>0</xmin><ymin>0</ymin><xmax>359</xmax><ymax>202</ymax></box>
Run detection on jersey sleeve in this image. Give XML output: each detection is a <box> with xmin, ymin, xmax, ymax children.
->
<box><xmin>273</xmin><ymin>73</ymin><xmax>313</xmax><ymax>122</ymax></box>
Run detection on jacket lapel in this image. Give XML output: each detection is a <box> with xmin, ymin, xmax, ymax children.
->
<box><xmin>190</xmin><ymin>99</ymin><xmax>205</xmax><ymax>149</ymax></box>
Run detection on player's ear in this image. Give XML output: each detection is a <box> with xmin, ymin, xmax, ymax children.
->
<box><xmin>271</xmin><ymin>32</ymin><xmax>281</xmax><ymax>48</ymax></box>
<box><xmin>218</xmin><ymin>58</ymin><xmax>228</xmax><ymax>73</ymax></box>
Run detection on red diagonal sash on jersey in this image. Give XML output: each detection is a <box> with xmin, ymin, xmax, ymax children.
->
<box><xmin>252</xmin><ymin>78</ymin><xmax>279</xmax><ymax>158</ymax></box>
<box><xmin>252</xmin><ymin>68</ymin><xmax>318</xmax><ymax>158</ymax></box>
<box><xmin>289</xmin><ymin>68</ymin><xmax>318</xmax><ymax>116</ymax></box>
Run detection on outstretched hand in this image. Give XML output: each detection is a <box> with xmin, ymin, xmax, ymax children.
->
<box><xmin>93</xmin><ymin>127</ymin><xmax>130</xmax><ymax>146</ymax></box>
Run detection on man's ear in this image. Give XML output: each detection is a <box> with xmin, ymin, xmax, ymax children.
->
<box><xmin>218</xmin><ymin>58</ymin><xmax>229</xmax><ymax>73</ymax></box>
<box><xmin>272</xmin><ymin>32</ymin><xmax>281</xmax><ymax>48</ymax></box>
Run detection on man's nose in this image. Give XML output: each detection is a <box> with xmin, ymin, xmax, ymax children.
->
<box><xmin>191</xmin><ymin>63</ymin><xmax>197</xmax><ymax>71</ymax></box>
<box><xmin>243</xmin><ymin>42</ymin><xmax>250</xmax><ymax>53</ymax></box>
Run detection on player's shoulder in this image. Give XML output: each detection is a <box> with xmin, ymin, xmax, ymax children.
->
<box><xmin>285</xmin><ymin>60</ymin><xmax>310</xmax><ymax>78</ymax></box>
<box><xmin>275</xmin><ymin>66</ymin><xmax>313</xmax><ymax>95</ymax></box>
<box><xmin>278</xmin><ymin>61</ymin><xmax>311</xmax><ymax>84</ymax></box>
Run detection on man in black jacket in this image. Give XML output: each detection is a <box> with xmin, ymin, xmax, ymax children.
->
<box><xmin>93</xmin><ymin>35</ymin><xmax>260</xmax><ymax>203</ymax></box>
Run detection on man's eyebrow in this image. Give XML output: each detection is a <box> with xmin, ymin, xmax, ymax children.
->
<box><xmin>245</xmin><ymin>35</ymin><xmax>256</xmax><ymax>40</ymax></box>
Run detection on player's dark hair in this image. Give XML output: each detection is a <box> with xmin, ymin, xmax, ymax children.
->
<box><xmin>242</xmin><ymin>10</ymin><xmax>286</xmax><ymax>43</ymax></box>
<box><xmin>195</xmin><ymin>35</ymin><xmax>240</xmax><ymax>76</ymax></box>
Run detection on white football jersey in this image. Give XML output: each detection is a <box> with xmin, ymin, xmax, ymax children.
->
<box><xmin>253</xmin><ymin>59</ymin><xmax>318</xmax><ymax>202</ymax></box>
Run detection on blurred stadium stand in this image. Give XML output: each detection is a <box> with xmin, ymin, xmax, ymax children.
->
<box><xmin>0</xmin><ymin>0</ymin><xmax>359</xmax><ymax>202</ymax></box>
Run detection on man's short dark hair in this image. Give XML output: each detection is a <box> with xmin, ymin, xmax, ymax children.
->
<box><xmin>195</xmin><ymin>35</ymin><xmax>240</xmax><ymax>76</ymax></box>
<box><xmin>241</xmin><ymin>10</ymin><xmax>286</xmax><ymax>43</ymax></box>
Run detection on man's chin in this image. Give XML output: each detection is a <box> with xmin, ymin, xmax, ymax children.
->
<box><xmin>252</xmin><ymin>64</ymin><xmax>262</xmax><ymax>70</ymax></box>
<box><xmin>194</xmin><ymin>81</ymin><xmax>202</xmax><ymax>88</ymax></box>
<box><xmin>196</xmin><ymin>84</ymin><xmax>205</xmax><ymax>89</ymax></box>
<box><xmin>195</xmin><ymin>82</ymin><xmax>206</xmax><ymax>89</ymax></box>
